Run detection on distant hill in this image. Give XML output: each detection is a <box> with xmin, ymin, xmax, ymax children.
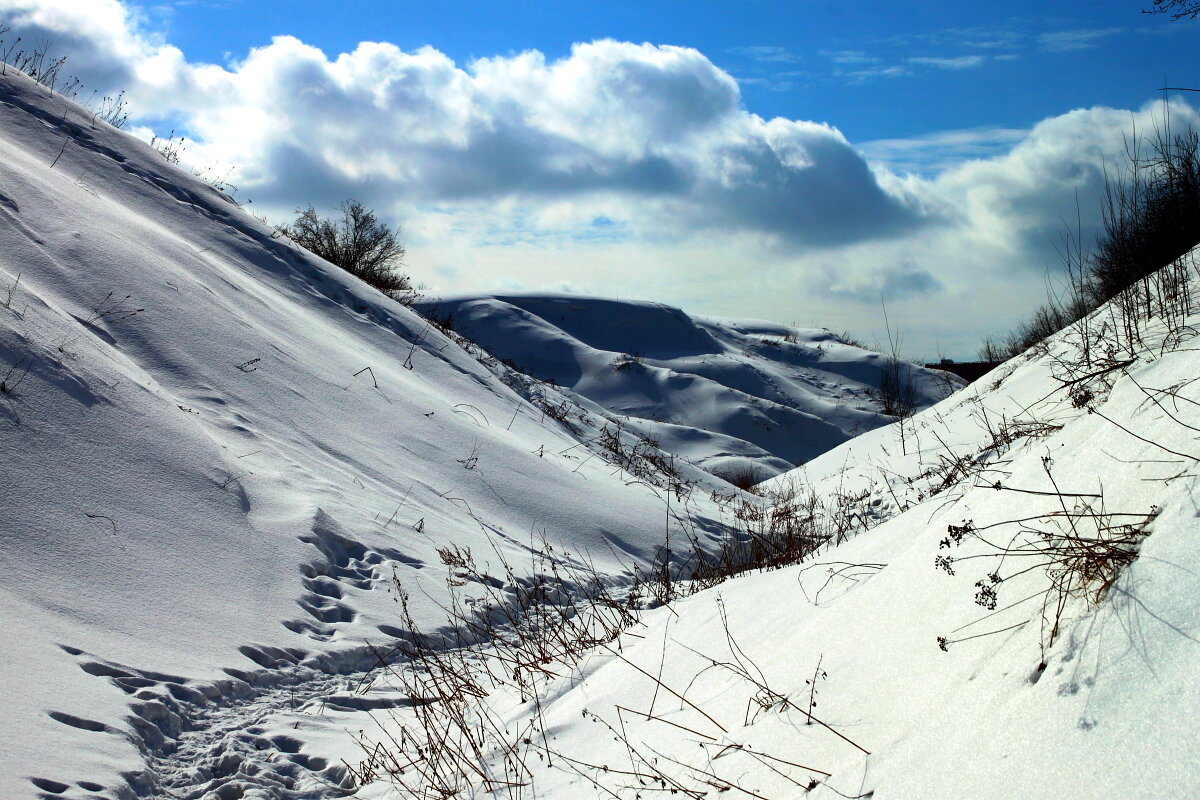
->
<box><xmin>415</xmin><ymin>293</ymin><xmax>958</xmax><ymax>482</ymax></box>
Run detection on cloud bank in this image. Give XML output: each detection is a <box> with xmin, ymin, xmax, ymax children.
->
<box><xmin>1</xmin><ymin>1</ymin><xmax>925</xmax><ymax>248</ymax></box>
<box><xmin>2</xmin><ymin>0</ymin><xmax>1196</xmax><ymax>358</ymax></box>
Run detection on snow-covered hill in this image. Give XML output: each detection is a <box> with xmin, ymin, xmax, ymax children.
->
<box><xmin>414</xmin><ymin>293</ymin><xmax>956</xmax><ymax>482</ymax></box>
<box><xmin>4</xmin><ymin>56</ymin><xmax>1198</xmax><ymax>800</ymax></box>
<box><xmin>0</xmin><ymin>67</ymin><xmax>745</xmax><ymax>798</ymax></box>
<box><xmin>331</xmin><ymin>255</ymin><xmax>1200</xmax><ymax>799</ymax></box>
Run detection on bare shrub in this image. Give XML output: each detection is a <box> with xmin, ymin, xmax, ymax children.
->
<box><xmin>90</xmin><ymin>91</ymin><xmax>129</xmax><ymax>130</ymax></box>
<box><xmin>1090</xmin><ymin>127</ymin><xmax>1200</xmax><ymax>306</ymax></box>
<box><xmin>877</xmin><ymin>303</ymin><xmax>917</xmax><ymax>419</ymax></box>
<box><xmin>610</xmin><ymin>352</ymin><xmax>644</xmax><ymax>371</ymax></box>
<box><xmin>1</xmin><ymin>37</ymin><xmax>66</xmax><ymax>90</ymax></box>
<box><xmin>2</xmin><ymin>271</ymin><xmax>20</xmax><ymax>310</ymax></box>
<box><xmin>719</xmin><ymin>466</ymin><xmax>760</xmax><ymax>493</ymax></box>
<box><xmin>1</xmin><ymin>357</ymin><xmax>32</xmax><ymax>395</ymax></box>
<box><xmin>935</xmin><ymin>458</ymin><xmax>1156</xmax><ymax>657</ymax></box>
<box><xmin>834</xmin><ymin>329</ymin><xmax>867</xmax><ymax>348</ymax></box>
<box><xmin>685</xmin><ymin>476</ymin><xmax>880</xmax><ymax>593</ymax></box>
<box><xmin>588</xmin><ymin>423</ymin><xmax>692</xmax><ymax>497</ymax></box>
<box><xmin>279</xmin><ymin>200</ymin><xmax>415</xmax><ymax>302</ymax></box>
<box><xmin>980</xmin><ymin>114</ymin><xmax>1200</xmax><ymax>362</ymax></box>
<box><xmin>878</xmin><ymin>356</ymin><xmax>917</xmax><ymax>418</ymax></box>
<box><xmin>149</xmin><ymin>129</ymin><xmax>185</xmax><ymax>164</ymax></box>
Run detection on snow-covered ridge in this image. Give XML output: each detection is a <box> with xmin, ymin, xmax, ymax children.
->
<box><xmin>414</xmin><ymin>293</ymin><xmax>957</xmax><ymax>482</ymax></box>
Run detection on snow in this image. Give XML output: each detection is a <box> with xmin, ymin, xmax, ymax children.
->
<box><xmin>0</xmin><ymin>67</ymin><xmax>740</xmax><ymax>797</ymax></box>
<box><xmin>3</xmin><ymin>60</ymin><xmax>1199</xmax><ymax>800</ymax></box>
<box><xmin>414</xmin><ymin>293</ymin><xmax>957</xmax><ymax>481</ymax></box>
<box><xmin>337</xmin><ymin>289</ymin><xmax>1200</xmax><ymax>799</ymax></box>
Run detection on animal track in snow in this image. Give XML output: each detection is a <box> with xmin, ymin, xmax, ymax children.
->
<box><xmin>287</xmin><ymin>509</ymin><xmax>423</xmax><ymax>641</ymax></box>
<box><xmin>46</xmin><ymin>644</ymin><xmax>376</xmax><ymax>799</ymax></box>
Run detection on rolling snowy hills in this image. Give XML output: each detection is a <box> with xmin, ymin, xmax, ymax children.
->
<box><xmin>3</xmin><ymin>56</ymin><xmax>1199</xmax><ymax>800</ymax></box>
<box><xmin>413</xmin><ymin>293</ymin><xmax>955</xmax><ymax>482</ymax></box>
<box><xmin>0</xmin><ymin>64</ymin><xmax>951</xmax><ymax>799</ymax></box>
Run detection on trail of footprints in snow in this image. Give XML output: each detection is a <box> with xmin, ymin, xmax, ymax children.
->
<box><xmin>285</xmin><ymin>509</ymin><xmax>423</xmax><ymax>642</ymax></box>
<box><xmin>36</xmin><ymin>513</ymin><xmax>426</xmax><ymax>800</ymax></box>
<box><xmin>40</xmin><ymin>647</ymin><xmax>369</xmax><ymax>800</ymax></box>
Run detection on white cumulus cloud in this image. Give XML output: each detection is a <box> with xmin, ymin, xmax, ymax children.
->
<box><xmin>0</xmin><ymin>2</ymin><xmax>927</xmax><ymax>248</ymax></box>
<box><xmin>1</xmin><ymin>0</ymin><xmax>1196</xmax><ymax>359</ymax></box>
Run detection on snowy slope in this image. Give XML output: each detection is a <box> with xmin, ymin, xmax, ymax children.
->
<box><xmin>0</xmin><ymin>68</ymin><xmax>746</xmax><ymax>798</ymax></box>
<box><xmin>317</xmin><ymin>258</ymin><xmax>1200</xmax><ymax>798</ymax></box>
<box><xmin>7</xmin><ymin>56</ymin><xmax>1196</xmax><ymax>800</ymax></box>
<box><xmin>414</xmin><ymin>293</ymin><xmax>957</xmax><ymax>482</ymax></box>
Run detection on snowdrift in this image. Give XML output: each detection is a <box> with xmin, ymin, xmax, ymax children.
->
<box><xmin>415</xmin><ymin>293</ymin><xmax>956</xmax><ymax>481</ymax></box>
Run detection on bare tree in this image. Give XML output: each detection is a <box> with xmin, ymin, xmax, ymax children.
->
<box><xmin>1145</xmin><ymin>0</ymin><xmax>1200</xmax><ymax>19</ymax></box>
<box><xmin>281</xmin><ymin>200</ymin><xmax>414</xmax><ymax>302</ymax></box>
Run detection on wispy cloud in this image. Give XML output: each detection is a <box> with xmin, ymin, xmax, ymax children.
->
<box><xmin>727</xmin><ymin>45</ymin><xmax>802</xmax><ymax>64</ymax></box>
<box><xmin>881</xmin><ymin>25</ymin><xmax>1022</xmax><ymax>52</ymax></box>
<box><xmin>859</xmin><ymin>126</ymin><xmax>1030</xmax><ymax>175</ymax></box>
<box><xmin>819</xmin><ymin>49</ymin><xmax>908</xmax><ymax>83</ymax></box>
<box><xmin>908</xmin><ymin>55</ymin><xmax>987</xmax><ymax>70</ymax></box>
<box><xmin>961</xmin><ymin>37</ymin><xmax>1020</xmax><ymax>50</ymax></box>
<box><xmin>821</xmin><ymin>49</ymin><xmax>879</xmax><ymax>65</ymax></box>
<box><xmin>734</xmin><ymin>75</ymin><xmax>801</xmax><ymax>92</ymax></box>
<box><xmin>1137</xmin><ymin>18</ymin><xmax>1200</xmax><ymax>36</ymax></box>
<box><xmin>844</xmin><ymin>64</ymin><xmax>909</xmax><ymax>82</ymax></box>
<box><xmin>1038</xmin><ymin>27</ymin><xmax>1123</xmax><ymax>52</ymax></box>
<box><xmin>824</xmin><ymin>48</ymin><xmax>991</xmax><ymax>84</ymax></box>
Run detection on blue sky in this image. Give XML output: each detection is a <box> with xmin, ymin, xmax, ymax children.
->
<box><xmin>3</xmin><ymin>0</ymin><xmax>1198</xmax><ymax>357</ymax></box>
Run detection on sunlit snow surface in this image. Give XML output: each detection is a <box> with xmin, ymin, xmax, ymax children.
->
<box><xmin>415</xmin><ymin>292</ymin><xmax>955</xmax><ymax>481</ymax></box>
<box><xmin>3</xmin><ymin>64</ymin><xmax>1198</xmax><ymax>800</ymax></box>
